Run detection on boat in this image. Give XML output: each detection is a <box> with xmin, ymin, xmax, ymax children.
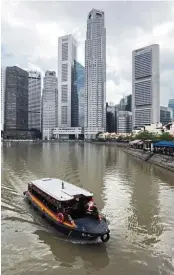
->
<box><xmin>23</xmin><ymin>178</ymin><xmax>110</xmax><ymax>242</ymax></box>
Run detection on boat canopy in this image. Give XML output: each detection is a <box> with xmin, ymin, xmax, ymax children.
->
<box><xmin>30</xmin><ymin>178</ymin><xmax>93</xmax><ymax>201</ymax></box>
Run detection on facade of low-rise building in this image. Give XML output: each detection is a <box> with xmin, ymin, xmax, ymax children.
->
<box><xmin>52</xmin><ymin>127</ymin><xmax>82</xmax><ymax>140</ymax></box>
<box><xmin>163</xmin><ymin>122</ymin><xmax>174</xmax><ymax>136</ymax></box>
<box><xmin>132</xmin><ymin>122</ymin><xmax>174</xmax><ymax>137</ymax></box>
<box><xmin>132</xmin><ymin>122</ymin><xmax>163</xmax><ymax>135</ymax></box>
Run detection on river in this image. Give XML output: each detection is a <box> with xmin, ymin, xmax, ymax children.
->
<box><xmin>1</xmin><ymin>142</ymin><xmax>174</xmax><ymax>275</ymax></box>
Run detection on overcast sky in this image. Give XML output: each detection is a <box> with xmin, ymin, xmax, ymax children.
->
<box><xmin>1</xmin><ymin>1</ymin><xmax>174</xmax><ymax>105</ymax></box>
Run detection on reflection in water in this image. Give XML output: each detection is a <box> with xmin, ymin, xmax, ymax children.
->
<box><xmin>34</xmin><ymin>229</ymin><xmax>109</xmax><ymax>270</ymax></box>
<box><xmin>1</xmin><ymin>143</ymin><xmax>174</xmax><ymax>275</ymax></box>
<box><xmin>126</xmin><ymin>155</ymin><xmax>163</xmax><ymax>245</ymax></box>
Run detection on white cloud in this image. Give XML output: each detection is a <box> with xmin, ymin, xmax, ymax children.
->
<box><xmin>106</xmin><ymin>79</ymin><xmax>131</xmax><ymax>104</ymax></box>
<box><xmin>1</xmin><ymin>1</ymin><xmax>174</xmax><ymax>106</ymax></box>
<box><xmin>27</xmin><ymin>63</ymin><xmax>44</xmax><ymax>75</ymax></box>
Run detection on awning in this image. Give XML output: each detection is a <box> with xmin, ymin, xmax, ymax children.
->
<box><xmin>129</xmin><ymin>140</ymin><xmax>141</xmax><ymax>145</ymax></box>
<box><xmin>153</xmin><ymin>141</ymin><xmax>174</xmax><ymax>148</ymax></box>
<box><xmin>137</xmin><ymin>141</ymin><xmax>143</xmax><ymax>145</ymax></box>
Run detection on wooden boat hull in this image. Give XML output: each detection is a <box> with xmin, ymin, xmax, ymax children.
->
<box><xmin>24</xmin><ymin>191</ymin><xmax>110</xmax><ymax>242</ymax></box>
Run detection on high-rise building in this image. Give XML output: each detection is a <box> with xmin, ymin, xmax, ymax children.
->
<box><xmin>132</xmin><ymin>44</ymin><xmax>160</xmax><ymax>128</ymax></box>
<box><xmin>118</xmin><ymin>94</ymin><xmax>132</xmax><ymax>112</ymax></box>
<box><xmin>106</xmin><ymin>103</ymin><xmax>117</xmax><ymax>133</ymax></box>
<box><xmin>28</xmin><ymin>71</ymin><xmax>41</xmax><ymax>131</ymax></box>
<box><xmin>160</xmin><ymin>106</ymin><xmax>172</xmax><ymax>125</ymax></box>
<box><xmin>58</xmin><ymin>34</ymin><xmax>77</xmax><ymax>128</ymax></box>
<box><xmin>1</xmin><ymin>67</ymin><xmax>6</xmax><ymax>131</ymax></box>
<box><xmin>4</xmin><ymin>66</ymin><xmax>28</xmax><ymax>137</ymax></box>
<box><xmin>117</xmin><ymin>111</ymin><xmax>132</xmax><ymax>134</ymax></box>
<box><xmin>74</xmin><ymin>61</ymin><xmax>85</xmax><ymax>127</ymax></box>
<box><xmin>42</xmin><ymin>71</ymin><xmax>58</xmax><ymax>140</ymax></box>
<box><xmin>168</xmin><ymin>99</ymin><xmax>174</xmax><ymax>121</ymax></box>
<box><xmin>84</xmin><ymin>9</ymin><xmax>106</xmax><ymax>139</ymax></box>
<box><xmin>119</xmin><ymin>97</ymin><xmax>127</xmax><ymax>111</ymax></box>
<box><xmin>125</xmin><ymin>94</ymin><xmax>132</xmax><ymax>112</ymax></box>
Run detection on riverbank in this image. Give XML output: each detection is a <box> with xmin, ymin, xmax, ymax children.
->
<box><xmin>2</xmin><ymin>139</ymin><xmax>83</xmax><ymax>143</ymax></box>
<box><xmin>123</xmin><ymin>147</ymin><xmax>174</xmax><ymax>172</ymax></box>
<box><xmin>90</xmin><ymin>140</ymin><xmax>128</xmax><ymax>147</ymax></box>
<box><xmin>2</xmin><ymin>139</ymin><xmax>128</xmax><ymax>147</ymax></box>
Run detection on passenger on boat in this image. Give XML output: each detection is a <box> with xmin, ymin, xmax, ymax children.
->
<box><xmin>85</xmin><ymin>200</ymin><xmax>99</xmax><ymax>218</ymax></box>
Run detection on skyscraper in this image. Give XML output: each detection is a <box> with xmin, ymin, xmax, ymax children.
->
<box><xmin>4</xmin><ymin>66</ymin><xmax>28</xmax><ymax>137</ymax></box>
<box><xmin>84</xmin><ymin>9</ymin><xmax>106</xmax><ymax>139</ymax></box>
<box><xmin>160</xmin><ymin>106</ymin><xmax>172</xmax><ymax>125</ymax></box>
<box><xmin>1</xmin><ymin>67</ymin><xmax>6</xmax><ymax>131</ymax></box>
<box><xmin>74</xmin><ymin>61</ymin><xmax>85</xmax><ymax>127</ymax></box>
<box><xmin>106</xmin><ymin>103</ymin><xmax>117</xmax><ymax>133</ymax></box>
<box><xmin>125</xmin><ymin>94</ymin><xmax>132</xmax><ymax>112</ymax></box>
<box><xmin>117</xmin><ymin>111</ymin><xmax>132</xmax><ymax>134</ymax></box>
<box><xmin>132</xmin><ymin>44</ymin><xmax>160</xmax><ymax>128</ymax></box>
<box><xmin>42</xmin><ymin>71</ymin><xmax>58</xmax><ymax>140</ymax></box>
<box><xmin>168</xmin><ymin>99</ymin><xmax>174</xmax><ymax>121</ymax></box>
<box><xmin>28</xmin><ymin>71</ymin><xmax>41</xmax><ymax>131</ymax></box>
<box><xmin>58</xmin><ymin>34</ymin><xmax>77</xmax><ymax>128</ymax></box>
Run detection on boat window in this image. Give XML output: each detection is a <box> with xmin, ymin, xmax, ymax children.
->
<box><xmin>31</xmin><ymin>186</ymin><xmax>58</xmax><ymax>214</ymax></box>
<box><xmin>28</xmin><ymin>183</ymin><xmax>33</xmax><ymax>193</ymax></box>
<box><xmin>64</xmin><ymin>197</ymin><xmax>90</xmax><ymax>219</ymax></box>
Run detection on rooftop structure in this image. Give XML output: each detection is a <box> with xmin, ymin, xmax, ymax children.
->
<box><xmin>31</xmin><ymin>178</ymin><xmax>93</xmax><ymax>201</ymax></box>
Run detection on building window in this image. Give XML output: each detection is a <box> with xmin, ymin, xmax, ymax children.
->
<box><xmin>62</xmin><ymin>42</ymin><xmax>68</xmax><ymax>61</ymax></box>
<box><xmin>61</xmin><ymin>64</ymin><xmax>68</xmax><ymax>82</ymax></box>
<box><xmin>61</xmin><ymin>85</ymin><xmax>68</xmax><ymax>102</ymax></box>
<box><xmin>61</xmin><ymin>106</ymin><xmax>68</xmax><ymax>124</ymax></box>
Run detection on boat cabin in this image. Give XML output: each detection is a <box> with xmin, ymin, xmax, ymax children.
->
<box><xmin>28</xmin><ymin>178</ymin><xmax>99</xmax><ymax>221</ymax></box>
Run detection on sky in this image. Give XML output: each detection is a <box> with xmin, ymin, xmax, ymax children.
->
<box><xmin>1</xmin><ymin>1</ymin><xmax>174</xmax><ymax>105</ymax></box>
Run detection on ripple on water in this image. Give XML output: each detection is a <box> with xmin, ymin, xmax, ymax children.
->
<box><xmin>1</xmin><ymin>143</ymin><xmax>174</xmax><ymax>275</ymax></box>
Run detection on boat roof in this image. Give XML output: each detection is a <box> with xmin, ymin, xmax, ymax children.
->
<box><xmin>30</xmin><ymin>178</ymin><xmax>93</xmax><ymax>201</ymax></box>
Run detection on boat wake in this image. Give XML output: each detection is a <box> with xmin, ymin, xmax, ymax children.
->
<box><xmin>55</xmin><ymin>235</ymin><xmax>103</xmax><ymax>245</ymax></box>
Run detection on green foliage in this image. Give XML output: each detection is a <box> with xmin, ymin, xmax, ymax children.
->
<box><xmin>159</xmin><ymin>132</ymin><xmax>174</xmax><ymax>141</ymax></box>
<box><xmin>117</xmin><ymin>135</ymin><xmax>124</xmax><ymax>141</ymax></box>
<box><xmin>133</xmin><ymin>130</ymin><xmax>174</xmax><ymax>142</ymax></box>
<box><xmin>134</xmin><ymin>131</ymin><xmax>157</xmax><ymax>141</ymax></box>
<box><xmin>96</xmin><ymin>132</ymin><xmax>103</xmax><ymax>139</ymax></box>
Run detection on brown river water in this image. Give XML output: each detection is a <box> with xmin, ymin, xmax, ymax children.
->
<box><xmin>1</xmin><ymin>142</ymin><xmax>174</xmax><ymax>275</ymax></box>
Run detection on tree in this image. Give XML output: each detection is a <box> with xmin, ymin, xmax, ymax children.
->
<box><xmin>158</xmin><ymin>132</ymin><xmax>174</xmax><ymax>141</ymax></box>
<box><xmin>96</xmin><ymin>132</ymin><xmax>103</xmax><ymax>139</ymax></box>
<box><xmin>117</xmin><ymin>135</ymin><xmax>124</xmax><ymax>141</ymax></box>
<box><xmin>134</xmin><ymin>131</ymin><xmax>158</xmax><ymax>141</ymax></box>
<box><xmin>133</xmin><ymin>131</ymin><xmax>174</xmax><ymax>142</ymax></box>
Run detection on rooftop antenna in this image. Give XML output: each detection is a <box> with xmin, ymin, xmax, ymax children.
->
<box><xmin>62</xmin><ymin>182</ymin><xmax>64</xmax><ymax>189</ymax></box>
